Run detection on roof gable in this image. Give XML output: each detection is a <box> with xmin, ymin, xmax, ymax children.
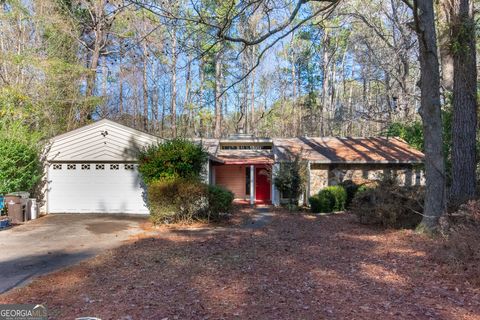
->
<box><xmin>47</xmin><ymin>119</ymin><xmax>161</xmax><ymax>162</ymax></box>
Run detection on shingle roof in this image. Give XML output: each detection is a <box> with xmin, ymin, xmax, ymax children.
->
<box><xmin>273</xmin><ymin>137</ymin><xmax>424</xmax><ymax>164</ymax></box>
<box><xmin>193</xmin><ymin>139</ymin><xmax>220</xmax><ymax>161</ymax></box>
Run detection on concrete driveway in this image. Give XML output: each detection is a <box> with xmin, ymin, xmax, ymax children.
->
<box><xmin>0</xmin><ymin>214</ymin><xmax>148</xmax><ymax>293</ymax></box>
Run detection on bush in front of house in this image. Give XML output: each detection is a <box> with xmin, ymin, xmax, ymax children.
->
<box><xmin>139</xmin><ymin>139</ymin><xmax>234</xmax><ymax>224</ymax></box>
<box><xmin>328</xmin><ymin>185</ymin><xmax>347</xmax><ymax>211</ymax></box>
<box><xmin>207</xmin><ymin>185</ymin><xmax>234</xmax><ymax>221</ymax></box>
<box><xmin>273</xmin><ymin>156</ymin><xmax>307</xmax><ymax>206</ymax></box>
<box><xmin>147</xmin><ymin>180</ymin><xmax>235</xmax><ymax>224</ymax></box>
<box><xmin>147</xmin><ymin>178</ymin><xmax>209</xmax><ymax>224</ymax></box>
<box><xmin>138</xmin><ymin>139</ymin><xmax>208</xmax><ymax>183</ymax></box>
<box><xmin>350</xmin><ymin>178</ymin><xmax>423</xmax><ymax>229</ymax></box>
<box><xmin>309</xmin><ymin>190</ymin><xmax>335</xmax><ymax>213</ymax></box>
<box><xmin>0</xmin><ymin>136</ymin><xmax>42</xmax><ymax>194</ymax></box>
<box><xmin>309</xmin><ymin>186</ymin><xmax>347</xmax><ymax>213</ymax></box>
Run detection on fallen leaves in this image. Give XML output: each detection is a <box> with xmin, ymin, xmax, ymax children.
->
<box><xmin>1</xmin><ymin>210</ymin><xmax>479</xmax><ymax>319</ymax></box>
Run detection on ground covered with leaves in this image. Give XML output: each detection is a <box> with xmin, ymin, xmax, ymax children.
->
<box><xmin>1</xmin><ymin>209</ymin><xmax>479</xmax><ymax>319</ymax></box>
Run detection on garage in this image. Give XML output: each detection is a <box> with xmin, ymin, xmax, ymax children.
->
<box><xmin>45</xmin><ymin>119</ymin><xmax>160</xmax><ymax>214</ymax></box>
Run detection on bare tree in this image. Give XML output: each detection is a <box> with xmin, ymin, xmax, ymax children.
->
<box><xmin>402</xmin><ymin>0</ymin><xmax>446</xmax><ymax>231</ymax></box>
<box><xmin>449</xmin><ymin>0</ymin><xmax>478</xmax><ymax>205</ymax></box>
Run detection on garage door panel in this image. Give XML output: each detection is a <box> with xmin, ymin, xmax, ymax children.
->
<box><xmin>48</xmin><ymin>163</ymin><xmax>148</xmax><ymax>214</ymax></box>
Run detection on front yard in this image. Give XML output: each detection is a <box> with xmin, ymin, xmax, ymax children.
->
<box><xmin>1</xmin><ymin>209</ymin><xmax>479</xmax><ymax>319</ymax></box>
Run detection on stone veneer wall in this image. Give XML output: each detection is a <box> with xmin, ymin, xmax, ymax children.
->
<box><xmin>309</xmin><ymin>163</ymin><xmax>424</xmax><ymax>196</ymax></box>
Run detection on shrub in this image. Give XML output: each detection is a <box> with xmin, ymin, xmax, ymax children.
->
<box><xmin>139</xmin><ymin>139</ymin><xmax>208</xmax><ymax>183</ymax></box>
<box><xmin>147</xmin><ymin>179</ymin><xmax>209</xmax><ymax>224</ymax></box>
<box><xmin>147</xmin><ymin>180</ymin><xmax>234</xmax><ymax>224</ymax></box>
<box><xmin>273</xmin><ymin>156</ymin><xmax>307</xmax><ymax>205</ymax></box>
<box><xmin>328</xmin><ymin>185</ymin><xmax>347</xmax><ymax>211</ymax></box>
<box><xmin>310</xmin><ymin>190</ymin><xmax>334</xmax><ymax>213</ymax></box>
<box><xmin>437</xmin><ymin>200</ymin><xmax>480</xmax><ymax>284</ymax></box>
<box><xmin>350</xmin><ymin>179</ymin><xmax>423</xmax><ymax>229</ymax></box>
<box><xmin>340</xmin><ymin>180</ymin><xmax>358</xmax><ymax>209</ymax></box>
<box><xmin>0</xmin><ymin>137</ymin><xmax>42</xmax><ymax>194</ymax></box>
<box><xmin>207</xmin><ymin>185</ymin><xmax>234</xmax><ymax>220</ymax></box>
<box><xmin>310</xmin><ymin>186</ymin><xmax>347</xmax><ymax>214</ymax></box>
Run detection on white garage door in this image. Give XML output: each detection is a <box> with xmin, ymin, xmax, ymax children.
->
<box><xmin>48</xmin><ymin>163</ymin><xmax>149</xmax><ymax>214</ymax></box>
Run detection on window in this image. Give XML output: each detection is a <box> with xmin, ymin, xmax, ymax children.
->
<box><xmin>53</xmin><ymin>164</ymin><xmax>62</xmax><ymax>170</ymax></box>
<box><xmin>67</xmin><ymin>164</ymin><xmax>76</xmax><ymax>170</ymax></box>
<box><xmin>110</xmin><ymin>164</ymin><xmax>119</xmax><ymax>170</ymax></box>
<box><xmin>220</xmin><ymin>145</ymin><xmax>272</xmax><ymax>150</ymax></box>
<box><xmin>96</xmin><ymin>164</ymin><xmax>105</xmax><ymax>170</ymax></box>
<box><xmin>81</xmin><ymin>164</ymin><xmax>90</xmax><ymax>170</ymax></box>
<box><xmin>245</xmin><ymin>167</ymin><xmax>251</xmax><ymax>196</ymax></box>
<box><xmin>124</xmin><ymin>164</ymin><xmax>134</xmax><ymax>170</ymax></box>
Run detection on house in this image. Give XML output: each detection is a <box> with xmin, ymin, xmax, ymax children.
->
<box><xmin>42</xmin><ymin>120</ymin><xmax>424</xmax><ymax>214</ymax></box>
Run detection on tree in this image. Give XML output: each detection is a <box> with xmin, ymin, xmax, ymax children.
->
<box><xmin>273</xmin><ymin>156</ymin><xmax>307</xmax><ymax>206</ymax></box>
<box><xmin>59</xmin><ymin>0</ymin><xmax>124</xmax><ymax>123</ymax></box>
<box><xmin>402</xmin><ymin>0</ymin><xmax>446</xmax><ymax>232</ymax></box>
<box><xmin>449</xmin><ymin>0</ymin><xmax>478</xmax><ymax>206</ymax></box>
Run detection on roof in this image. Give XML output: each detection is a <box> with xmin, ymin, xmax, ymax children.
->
<box><xmin>194</xmin><ymin>138</ymin><xmax>219</xmax><ymax>155</ymax></box>
<box><xmin>47</xmin><ymin>119</ymin><xmax>162</xmax><ymax>162</ymax></box>
<box><xmin>273</xmin><ymin>137</ymin><xmax>424</xmax><ymax>164</ymax></box>
<box><xmin>46</xmin><ymin>119</ymin><xmax>424</xmax><ymax>164</ymax></box>
<box><xmin>214</xmin><ymin>150</ymin><xmax>274</xmax><ymax>165</ymax></box>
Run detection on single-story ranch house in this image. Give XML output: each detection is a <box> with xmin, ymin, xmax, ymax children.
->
<box><xmin>42</xmin><ymin>119</ymin><xmax>424</xmax><ymax>214</ymax></box>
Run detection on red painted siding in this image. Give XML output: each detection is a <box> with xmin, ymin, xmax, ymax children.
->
<box><xmin>215</xmin><ymin>165</ymin><xmax>247</xmax><ymax>199</ymax></box>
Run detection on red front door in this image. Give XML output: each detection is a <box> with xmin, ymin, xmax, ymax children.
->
<box><xmin>255</xmin><ymin>167</ymin><xmax>271</xmax><ymax>202</ymax></box>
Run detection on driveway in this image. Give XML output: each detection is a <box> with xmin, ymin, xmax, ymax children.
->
<box><xmin>0</xmin><ymin>214</ymin><xmax>148</xmax><ymax>293</ymax></box>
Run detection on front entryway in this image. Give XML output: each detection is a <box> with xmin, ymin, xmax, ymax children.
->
<box><xmin>255</xmin><ymin>167</ymin><xmax>271</xmax><ymax>202</ymax></box>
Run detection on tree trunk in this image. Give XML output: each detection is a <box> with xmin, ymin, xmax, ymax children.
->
<box><xmin>83</xmin><ymin>45</ymin><xmax>100</xmax><ymax>121</ymax></box>
<box><xmin>250</xmin><ymin>66</ymin><xmax>256</xmax><ymax>135</ymax></box>
<box><xmin>161</xmin><ymin>82</ymin><xmax>166</xmax><ymax>136</ymax></box>
<box><xmin>185</xmin><ymin>56</ymin><xmax>192</xmax><ymax>133</ymax></box>
<box><xmin>412</xmin><ymin>0</ymin><xmax>447</xmax><ymax>231</ymax></box>
<box><xmin>320</xmin><ymin>31</ymin><xmax>330</xmax><ymax>136</ymax></box>
<box><xmin>199</xmin><ymin>59</ymin><xmax>205</xmax><ymax>137</ymax></box>
<box><xmin>101</xmin><ymin>56</ymin><xmax>108</xmax><ymax>117</ymax></box>
<box><xmin>142</xmin><ymin>53</ymin><xmax>149</xmax><ymax>132</ymax></box>
<box><xmin>170</xmin><ymin>27</ymin><xmax>177</xmax><ymax>138</ymax></box>
<box><xmin>118</xmin><ymin>39</ymin><xmax>124</xmax><ymax>116</ymax></box>
<box><xmin>291</xmin><ymin>55</ymin><xmax>298</xmax><ymax>134</ymax></box>
<box><xmin>142</xmin><ymin>14</ymin><xmax>149</xmax><ymax>132</ymax></box>
<box><xmin>449</xmin><ymin>0</ymin><xmax>477</xmax><ymax>205</ymax></box>
<box><xmin>152</xmin><ymin>65</ymin><xmax>159</xmax><ymax>133</ymax></box>
<box><xmin>438</xmin><ymin>0</ymin><xmax>455</xmax><ymax>91</ymax></box>
<box><xmin>214</xmin><ymin>49</ymin><xmax>223</xmax><ymax>138</ymax></box>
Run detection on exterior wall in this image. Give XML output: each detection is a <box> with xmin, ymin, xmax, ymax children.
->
<box><xmin>214</xmin><ymin>165</ymin><xmax>247</xmax><ymax>199</ymax></box>
<box><xmin>309</xmin><ymin>163</ymin><xmax>424</xmax><ymax>196</ymax></box>
<box><xmin>309</xmin><ymin>164</ymin><xmax>330</xmax><ymax>196</ymax></box>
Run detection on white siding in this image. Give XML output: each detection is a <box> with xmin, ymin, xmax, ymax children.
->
<box><xmin>47</xmin><ymin>119</ymin><xmax>161</xmax><ymax>162</ymax></box>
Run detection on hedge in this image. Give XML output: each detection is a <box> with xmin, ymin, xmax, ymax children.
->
<box><xmin>309</xmin><ymin>185</ymin><xmax>347</xmax><ymax>214</ymax></box>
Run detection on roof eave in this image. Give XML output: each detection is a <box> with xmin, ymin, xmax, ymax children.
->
<box><xmin>308</xmin><ymin>159</ymin><xmax>424</xmax><ymax>164</ymax></box>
